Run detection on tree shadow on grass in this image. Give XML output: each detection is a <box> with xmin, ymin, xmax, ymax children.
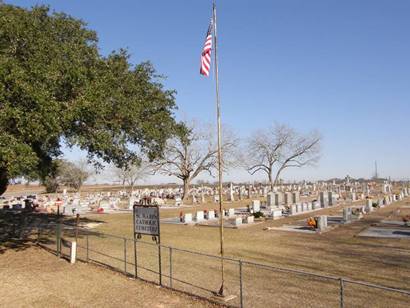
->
<box><xmin>0</xmin><ymin>210</ymin><xmax>106</xmax><ymax>255</ymax></box>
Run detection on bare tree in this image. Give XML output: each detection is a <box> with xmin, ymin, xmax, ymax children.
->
<box><xmin>57</xmin><ymin>159</ymin><xmax>91</xmax><ymax>192</ymax></box>
<box><xmin>244</xmin><ymin>124</ymin><xmax>293</xmax><ymax>190</ymax></box>
<box><xmin>112</xmin><ymin>166</ymin><xmax>127</xmax><ymax>190</ymax></box>
<box><xmin>112</xmin><ymin>161</ymin><xmax>150</xmax><ymax>192</ymax></box>
<box><xmin>273</xmin><ymin>130</ymin><xmax>321</xmax><ymax>185</ymax></box>
<box><xmin>152</xmin><ymin>121</ymin><xmax>237</xmax><ymax>202</ymax></box>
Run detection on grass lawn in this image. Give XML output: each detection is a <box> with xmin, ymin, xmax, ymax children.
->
<box><xmin>54</xmin><ymin>197</ymin><xmax>410</xmax><ymax>307</ymax></box>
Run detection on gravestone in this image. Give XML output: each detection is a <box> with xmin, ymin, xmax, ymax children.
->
<box><xmin>233</xmin><ymin>217</ymin><xmax>242</xmax><ymax>226</ymax></box>
<box><xmin>351</xmin><ymin>192</ymin><xmax>356</xmax><ymax>201</ymax></box>
<box><xmin>267</xmin><ymin>192</ymin><xmax>275</xmax><ymax>207</ymax></box>
<box><xmin>274</xmin><ymin>193</ymin><xmax>283</xmax><ymax>206</ymax></box>
<box><xmin>175</xmin><ymin>197</ymin><xmax>182</xmax><ymax>206</ymax></box>
<box><xmin>383</xmin><ymin>196</ymin><xmax>388</xmax><ymax>205</ymax></box>
<box><xmin>365</xmin><ymin>199</ymin><xmax>373</xmax><ymax>213</ymax></box>
<box><xmin>320</xmin><ymin>192</ymin><xmax>327</xmax><ymax>208</ymax></box>
<box><xmin>272</xmin><ymin>209</ymin><xmax>282</xmax><ymax>219</ymax></box>
<box><xmin>296</xmin><ymin>203</ymin><xmax>302</xmax><ymax>213</ymax></box>
<box><xmin>227</xmin><ymin>183</ymin><xmax>234</xmax><ymax>202</ymax></box>
<box><xmin>328</xmin><ymin>192</ymin><xmax>334</xmax><ymax>206</ymax></box>
<box><xmin>252</xmin><ymin>200</ymin><xmax>261</xmax><ymax>212</ymax></box>
<box><xmin>228</xmin><ymin>208</ymin><xmax>235</xmax><ymax>217</ymax></box>
<box><xmin>343</xmin><ymin>208</ymin><xmax>352</xmax><ymax>223</ymax></box>
<box><xmin>183</xmin><ymin>213</ymin><xmax>192</xmax><ymax>223</ymax></box>
<box><xmin>316</xmin><ymin>216</ymin><xmax>328</xmax><ymax>232</ymax></box>
<box><xmin>246</xmin><ymin>215</ymin><xmax>254</xmax><ymax>224</ymax></box>
<box><xmin>208</xmin><ymin>210</ymin><xmax>215</xmax><ymax>220</ymax></box>
<box><xmin>129</xmin><ymin>196</ymin><xmax>137</xmax><ymax>209</ymax></box>
<box><xmin>292</xmin><ymin>191</ymin><xmax>300</xmax><ymax>204</ymax></box>
<box><xmin>196</xmin><ymin>211</ymin><xmax>204</xmax><ymax>221</ymax></box>
<box><xmin>284</xmin><ymin>192</ymin><xmax>292</xmax><ymax>205</ymax></box>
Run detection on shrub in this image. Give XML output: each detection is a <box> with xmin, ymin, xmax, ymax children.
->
<box><xmin>253</xmin><ymin>211</ymin><xmax>265</xmax><ymax>219</ymax></box>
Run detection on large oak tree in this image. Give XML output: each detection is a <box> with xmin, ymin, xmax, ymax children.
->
<box><xmin>0</xmin><ymin>4</ymin><xmax>177</xmax><ymax>195</ymax></box>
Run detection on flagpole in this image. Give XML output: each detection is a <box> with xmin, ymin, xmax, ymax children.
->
<box><xmin>212</xmin><ymin>0</ymin><xmax>225</xmax><ymax>297</ymax></box>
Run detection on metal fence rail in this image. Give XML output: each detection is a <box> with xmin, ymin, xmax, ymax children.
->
<box><xmin>26</xmin><ymin>223</ymin><xmax>410</xmax><ymax>307</ymax></box>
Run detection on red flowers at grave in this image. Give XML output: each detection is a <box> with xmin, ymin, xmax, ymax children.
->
<box><xmin>307</xmin><ymin>217</ymin><xmax>317</xmax><ymax>229</ymax></box>
<box><xmin>402</xmin><ymin>215</ymin><xmax>410</xmax><ymax>223</ymax></box>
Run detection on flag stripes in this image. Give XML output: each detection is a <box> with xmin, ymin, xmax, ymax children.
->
<box><xmin>200</xmin><ymin>19</ymin><xmax>213</xmax><ymax>77</ymax></box>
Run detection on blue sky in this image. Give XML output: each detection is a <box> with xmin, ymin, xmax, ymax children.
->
<box><xmin>7</xmin><ymin>0</ymin><xmax>410</xmax><ymax>183</ymax></box>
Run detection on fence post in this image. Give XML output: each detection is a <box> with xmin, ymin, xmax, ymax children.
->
<box><xmin>340</xmin><ymin>278</ymin><xmax>344</xmax><ymax>308</ymax></box>
<box><xmin>123</xmin><ymin>238</ymin><xmax>127</xmax><ymax>275</ymax></box>
<box><xmin>239</xmin><ymin>260</ymin><xmax>244</xmax><ymax>308</ymax></box>
<box><xmin>134</xmin><ymin>238</ymin><xmax>138</xmax><ymax>279</ymax></box>
<box><xmin>169</xmin><ymin>247</ymin><xmax>173</xmax><ymax>288</ymax></box>
<box><xmin>158</xmin><ymin>244</ymin><xmax>162</xmax><ymax>286</ymax></box>
<box><xmin>86</xmin><ymin>234</ymin><xmax>89</xmax><ymax>262</ymax></box>
<box><xmin>56</xmin><ymin>223</ymin><xmax>61</xmax><ymax>257</ymax></box>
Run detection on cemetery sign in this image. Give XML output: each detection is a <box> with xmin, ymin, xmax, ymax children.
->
<box><xmin>133</xmin><ymin>203</ymin><xmax>160</xmax><ymax>236</ymax></box>
<box><xmin>132</xmin><ymin>199</ymin><xmax>162</xmax><ymax>285</ymax></box>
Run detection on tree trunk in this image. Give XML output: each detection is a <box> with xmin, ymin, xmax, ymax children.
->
<box><xmin>274</xmin><ymin>166</ymin><xmax>285</xmax><ymax>187</ymax></box>
<box><xmin>182</xmin><ymin>178</ymin><xmax>190</xmax><ymax>203</ymax></box>
<box><xmin>268</xmin><ymin>169</ymin><xmax>273</xmax><ymax>191</ymax></box>
<box><xmin>0</xmin><ymin>167</ymin><xmax>9</xmax><ymax>196</ymax></box>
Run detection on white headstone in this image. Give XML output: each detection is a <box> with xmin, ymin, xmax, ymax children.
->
<box><xmin>183</xmin><ymin>213</ymin><xmax>192</xmax><ymax>223</ymax></box>
<box><xmin>228</xmin><ymin>208</ymin><xmax>235</xmax><ymax>217</ymax></box>
<box><xmin>196</xmin><ymin>211</ymin><xmax>204</xmax><ymax>221</ymax></box>
<box><xmin>252</xmin><ymin>200</ymin><xmax>261</xmax><ymax>212</ymax></box>
<box><xmin>208</xmin><ymin>210</ymin><xmax>215</xmax><ymax>220</ymax></box>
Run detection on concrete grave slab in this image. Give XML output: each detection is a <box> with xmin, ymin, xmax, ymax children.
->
<box><xmin>359</xmin><ymin>227</ymin><xmax>410</xmax><ymax>239</ymax></box>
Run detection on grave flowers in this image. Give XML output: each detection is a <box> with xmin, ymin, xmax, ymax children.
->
<box><xmin>402</xmin><ymin>215</ymin><xmax>410</xmax><ymax>227</ymax></box>
<box><xmin>307</xmin><ymin>217</ymin><xmax>317</xmax><ymax>229</ymax></box>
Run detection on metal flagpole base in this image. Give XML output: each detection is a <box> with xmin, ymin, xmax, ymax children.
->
<box><xmin>211</xmin><ymin>286</ymin><xmax>237</xmax><ymax>302</ymax></box>
<box><xmin>211</xmin><ymin>294</ymin><xmax>237</xmax><ymax>303</ymax></box>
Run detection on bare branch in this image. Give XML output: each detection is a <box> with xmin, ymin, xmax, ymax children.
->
<box><xmin>274</xmin><ymin>130</ymin><xmax>321</xmax><ymax>185</ymax></box>
<box><xmin>151</xmin><ymin>120</ymin><xmax>238</xmax><ymax>201</ymax></box>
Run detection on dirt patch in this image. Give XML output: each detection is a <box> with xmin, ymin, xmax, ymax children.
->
<box><xmin>0</xmin><ymin>246</ymin><xmax>219</xmax><ymax>308</ymax></box>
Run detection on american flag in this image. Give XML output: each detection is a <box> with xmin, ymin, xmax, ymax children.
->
<box><xmin>200</xmin><ymin>19</ymin><xmax>213</xmax><ymax>77</ymax></box>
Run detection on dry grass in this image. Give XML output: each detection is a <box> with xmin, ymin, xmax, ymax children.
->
<box><xmin>0</xmin><ymin>245</ymin><xmax>220</xmax><ymax>308</ymax></box>
<box><xmin>3</xmin><ymin>184</ymin><xmax>410</xmax><ymax>307</ymax></box>
<box><xmin>51</xmin><ymin>198</ymin><xmax>410</xmax><ymax>307</ymax></box>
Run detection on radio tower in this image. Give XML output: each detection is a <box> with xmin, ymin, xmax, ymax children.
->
<box><xmin>374</xmin><ymin>161</ymin><xmax>379</xmax><ymax>179</ymax></box>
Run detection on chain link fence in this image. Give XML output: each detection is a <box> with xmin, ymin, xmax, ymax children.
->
<box><xmin>8</xmin><ymin>222</ymin><xmax>410</xmax><ymax>308</ymax></box>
